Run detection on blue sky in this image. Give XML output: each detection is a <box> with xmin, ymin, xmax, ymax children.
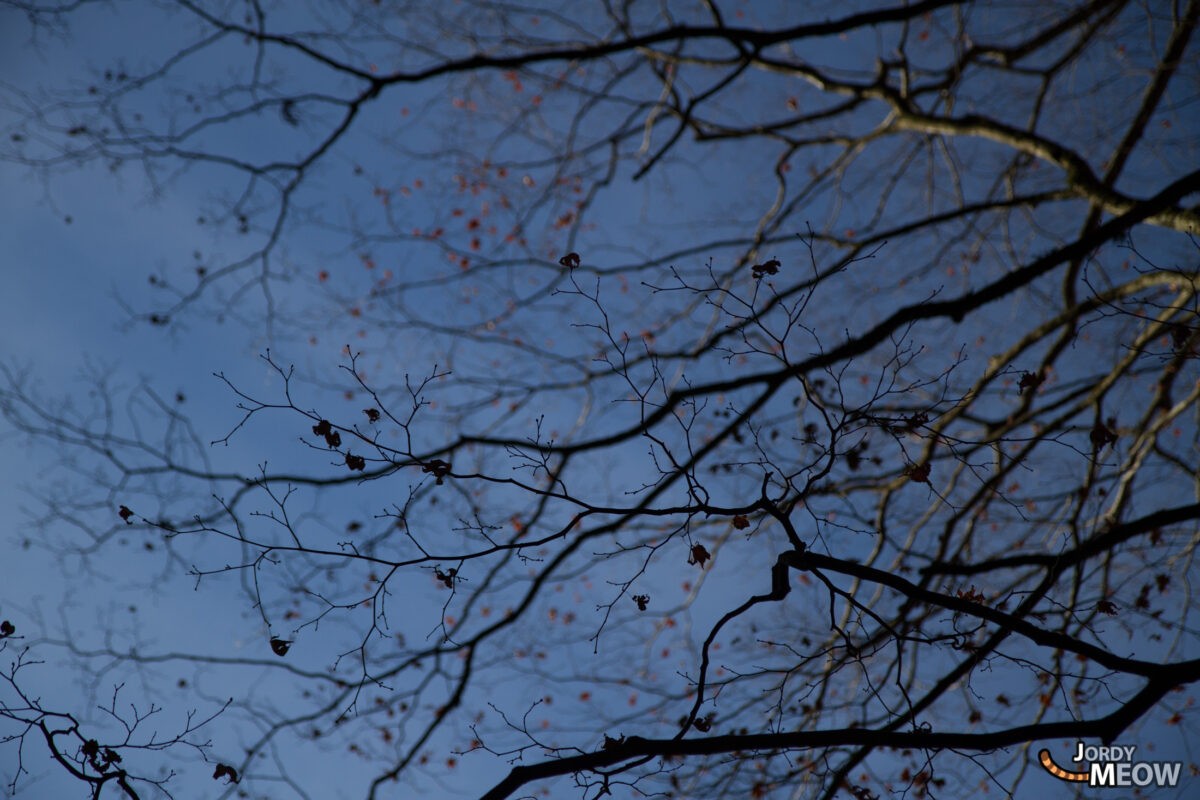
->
<box><xmin>2</xmin><ymin>2</ymin><xmax>1199</xmax><ymax>799</ymax></box>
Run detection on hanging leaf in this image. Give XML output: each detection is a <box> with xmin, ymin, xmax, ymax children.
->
<box><xmin>312</xmin><ymin>419</ymin><xmax>338</xmax><ymax>445</ymax></box>
<box><xmin>1168</xmin><ymin>323</ymin><xmax>1195</xmax><ymax>353</ymax></box>
<box><xmin>422</xmin><ymin>459</ymin><xmax>451</xmax><ymax>484</ymax></box>
<box><xmin>270</xmin><ymin>637</ymin><xmax>292</xmax><ymax>656</ymax></box>
<box><xmin>955</xmin><ymin>585</ymin><xmax>986</xmax><ymax>604</ymax></box>
<box><xmin>213</xmin><ymin>763</ymin><xmax>239</xmax><ymax>783</ymax></box>
<box><xmin>732</xmin><ymin>515</ymin><xmax>750</xmax><ymax>530</ymax></box>
<box><xmin>345</xmin><ymin>453</ymin><xmax>366</xmax><ymax>471</ymax></box>
<box><xmin>434</xmin><ymin>567</ymin><xmax>457</xmax><ymax>589</ymax></box>
<box><xmin>364</xmin><ymin>408</ymin><xmax>381</xmax><ymax>423</ymax></box>
<box><xmin>558</xmin><ymin>252</ymin><xmax>580</xmax><ymax>269</ymax></box>
<box><xmin>118</xmin><ymin>505</ymin><xmax>134</xmax><ymax>524</ymax></box>
<box><xmin>632</xmin><ymin>594</ymin><xmax>649</xmax><ymax>611</ymax></box>
<box><xmin>1090</xmin><ymin>420</ymin><xmax>1117</xmax><ymax>451</ymax></box>
<box><xmin>602</xmin><ymin>733</ymin><xmax>625</xmax><ymax>750</ymax></box>
<box><xmin>687</xmin><ymin>543</ymin><xmax>711</xmax><ymax>568</ymax></box>
<box><xmin>0</xmin><ymin>620</ymin><xmax>14</xmax><ymax>638</ymax></box>
<box><xmin>311</xmin><ymin>419</ymin><xmax>342</xmax><ymax>447</ymax></box>
<box><xmin>1018</xmin><ymin>371</ymin><xmax>1044</xmax><ymax>395</ymax></box>
<box><xmin>751</xmin><ymin>258</ymin><xmax>780</xmax><ymax>279</ymax></box>
<box><xmin>906</xmin><ymin>462</ymin><xmax>931</xmax><ymax>484</ymax></box>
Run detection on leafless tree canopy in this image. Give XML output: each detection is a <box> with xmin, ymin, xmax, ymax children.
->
<box><xmin>2</xmin><ymin>1</ymin><xmax>1200</xmax><ymax>798</ymax></box>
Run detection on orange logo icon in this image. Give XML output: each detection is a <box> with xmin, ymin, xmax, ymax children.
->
<box><xmin>1039</xmin><ymin>749</ymin><xmax>1089</xmax><ymax>782</ymax></box>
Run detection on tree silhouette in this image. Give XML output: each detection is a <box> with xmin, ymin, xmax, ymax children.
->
<box><xmin>2</xmin><ymin>1</ymin><xmax>1199</xmax><ymax>798</ymax></box>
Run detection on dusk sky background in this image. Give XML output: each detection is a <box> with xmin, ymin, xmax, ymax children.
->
<box><xmin>2</xmin><ymin>2</ymin><xmax>1198</xmax><ymax>799</ymax></box>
